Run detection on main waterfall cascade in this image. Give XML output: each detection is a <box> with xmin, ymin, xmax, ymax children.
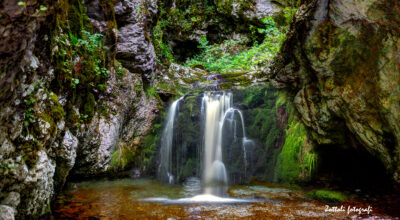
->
<box><xmin>157</xmin><ymin>91</ymin><xmax>252</xmax><ymax>198</ymax></box>
<box><xmin>202</xmin><ymin>92</ymin><xmax>231</xmax><ymax>196</ymax></box>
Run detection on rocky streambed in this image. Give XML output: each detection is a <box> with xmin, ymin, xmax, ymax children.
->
<box><xmin>52</xmin><ymin>178</ymin><xmax>399</xmax><ymax>219</ymax></box>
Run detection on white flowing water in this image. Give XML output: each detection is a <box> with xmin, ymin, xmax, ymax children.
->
<box><xmin>158</xmin><ymin>97</ymin><xmax>183</xmax><ymax>184</ymax></box>
<box><xmin>202</xmin><ymin>92</ymin><xmax>232</xmax><ymax>196</ymax></box>
<box><xmin>225</xmin><ymin>108</ymin><xmax>249</xmax><ymax>178</ymax></box>
<box><xmin>157</xmin><ymin>91</ymin><xmax>253</xmax><ymax>200</ymax></box>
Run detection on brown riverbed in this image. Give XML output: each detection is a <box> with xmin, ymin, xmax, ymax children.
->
<box><xmin>52</xmin><ymin>178</ymin><xmax>399</xmax><ymax>219</ymax></box>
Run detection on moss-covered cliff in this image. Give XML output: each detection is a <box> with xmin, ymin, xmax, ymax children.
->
<box><xmin>269</xmin><ymin>0</ymin><xmax>400</xmax><ymax>184</ymax></box>
<box><xmin>0</xmin><ymin>0</ymin><xmax>159</xmax><ymax>218</ymax></box>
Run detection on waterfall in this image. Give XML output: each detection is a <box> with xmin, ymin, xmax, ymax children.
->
<box><xmin>202</xmin><ymin>92</ymin><xmax>232</xmax><ymax>196</ymax></box>
<box><xmin>223</xmin><ymin>108</ymin><xmax>249</xmax><ymax>180</ymax></box>
<box><xmin>158</xmin><ymin>97</ymin><xmax>183</xmax><ymax>184</ymax></box>
<box><xmin>158</xmin><ymin>91</ymin><xmax>252</xmax><ymax>198</ymax></box>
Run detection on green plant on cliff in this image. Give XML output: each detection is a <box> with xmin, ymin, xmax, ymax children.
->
<box><xmin>110</xmin><ymin>142</ymin><xmax>136</xmax><ymax>170</ymax></box>
<box><xmin>184</xmin><ymin>17</ymin><xmax>285</xmax><ymax>73</ymax></box>
<box><xmin>273</xmin><ymin>114</ymin><xmax>317</xmax><ymax>183</ymax></box>
<box><xmin>49</xmin><ymin>0</ymin><xmax>118</xmax><ymax>125</ymax></box>
<box><xmin>272</xmin><ymin>91</ymin><xmax>317</xmax><ymax>183</ymax></box>
<box><xmin>52</xmin><ymin>28</ymin><xmax>109</xmax><ymax>123</ymax></box>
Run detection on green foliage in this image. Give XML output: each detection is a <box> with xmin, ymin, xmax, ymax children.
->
<box><xmin>152</xmin><ymin>0</ymin><xmax>222</xmax><ymax>66</ymax></box>
<box><xmin>53</xmin><ymin>29</ymin><xmax>108</xmax><ymax>88</ymax></box>
<box><xmin>184</xmin><ymin>18</ymin><xmax>285</xmax><ymax>73</ymax></box>
<box><xmin>110</xmin><ymin>143</ymin><xmax>136</xmax><ymax>170</ymax></box>
<box><xmin>40</xmin><ymin>5</ymin><xmax>48</xmax><ymax>11</ymax></box>
<box><xmin>308</xmin><ymin>190</ymin><xmax>348</xmax><ymax>204</ymax></box>
<box><xmin>52</xmin><ymin>27</ymin><xmax>109</xmax><ymax>123</ymax></box>
<box><xmin>274</xmin><ymin>120</ymin><xmax>306</xmax><ymax>183</ymax></box>
<box><xmin>70</xmin><ymin>78</ymin><xmax>79</xmax><ymax>88</ymax></box>
<box><xmin>82</xmin><ymin>92</ymin><xmax>95</xmax><ymax>118</ymax></box>
<box><xmin>115</xmin><ymin>61</ymin><xmax>126</xmax><ymax>77</ymax></box>
<box><xmin>198</xmin><ymin>35</ymin><xmax>209</xmax><ymax>50</ymax></box>
<box><xmin>258</xmin><ymin>17</ymin><xmax>280</xmax><ymax>36</ymax></box>
<box><xmin>302</xmin><ymin>149</ymin><xmax>317</xmax><ymax>177</ymax></box>
<box><xmin>152</xmin><ymin>15</ymin><xmax>175</xmax><ymax>65</ymax></box>
<box><xmin>23</xmin><ymin>81</ymin><xmax>45</xmax><ymax>127</ymax></box>
<box><xmin>145</xmin><ymin>86</ymin><xmax>159</xmax><ymax>99</ymax></box>
<box><xmin>283</xmin><ymin>7</ymin><xmax>297</xmax><ymax>24</ymax></box>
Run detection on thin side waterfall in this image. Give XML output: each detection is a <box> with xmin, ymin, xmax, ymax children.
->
<box><xmin>158</xmin><ymin>97</ymin><xmax>183</xmax><ymax>184</ymax></box>
<box><xmin>225</xmin><ymin>108</ymin><xmax>249</xmax><ymax>179</ymax></box>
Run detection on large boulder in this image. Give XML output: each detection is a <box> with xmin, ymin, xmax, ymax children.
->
<box><xmin>270</xmin><ymin>0</ymin><xmax>400</xmax><ymax>182</ymax></box>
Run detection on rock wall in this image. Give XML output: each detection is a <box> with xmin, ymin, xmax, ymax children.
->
<box><xmin>270</xmin><ymin>0</ymin><xmax>400</xmax><ymax>182</ymax></box>
<box><xmin>0</xmin><ymin>0</ymin><xmax>159</xmax><ymax>218</ymax></box>
<box><xmin>115</xmin><ymin>0</ymin><xmax>158</xmax><ymax>83</ymax></box>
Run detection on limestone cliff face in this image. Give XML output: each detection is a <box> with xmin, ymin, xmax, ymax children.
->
<box><xmin>0</xmin><ymin>0</ymin><xmax>159</xmax><ymax>218</ymax></box>
<box><xmin>115</xmin><ymin>0</ymin><xmax>158</xmax><ymax>82</ymax></box>
<box><xmin>270</xmin><ymin>0</ymin><xmax>400</xmax><ymax>182</ymax></box>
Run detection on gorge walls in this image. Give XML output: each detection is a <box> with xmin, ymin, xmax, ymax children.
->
<box><xmin>0</xmin><ymin>0</ymin><xmax>159</xmax><ymax>218</ymax></box>
<box><xmin>269</xmin><ymin>0</ymin><xmax>400</xmax><ymax>183</ymax></box>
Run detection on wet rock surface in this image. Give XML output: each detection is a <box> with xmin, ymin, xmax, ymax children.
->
<box><xmin>270</xmin><ymin>0</ymin><xmax>400</xmax><ymax>182</ymax></box>
<box><xmin>0</xmin><ymin>205</ymin><xmax>15</xmax><ymax>220</ymax></box>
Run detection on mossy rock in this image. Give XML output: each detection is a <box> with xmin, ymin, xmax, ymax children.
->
<box><xmin>21</xmin><ymin>140</ymin><xmax>42</xmax><ymax>169</ymax></box>
<box><xmin>110</xmin><ymin>143</ymin><xmax>136</xmax><ymax>170</ymax></box>
<box><xmin>219</xmin><ymin>82</ymin><xmax>233</xmax><ymax>90</ymax></box>
<box><xmin>308</xmin><ymin>190</ymin><xmax>348</xmax><ymax>205</ymax></box>
<box><xmin>33</xmin><ymin>112</ymin><xmax>56</xmax><ymax>137</ymax></box>
<box><xmin>51</xmin><ymin>105</ymin><xmax>66</xmax><ymax>121</ymax></box>
<box><xmin>82</xmin><ymin>92</ymin><xmax>95</xmax><ymax>119</ymax></box>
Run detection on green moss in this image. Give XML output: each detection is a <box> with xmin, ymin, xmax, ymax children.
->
<box><xmin>50</xmin><ymin>0</ymin><xmax>115</xmax><ymax>125</ymax></box>
<box><xmin>49</xmin><ymin>93</ymin><xmax>66</xmax><ymax>121</ymax></box>
<box><xmin>68</xmin><ymin>0</ymin><xmax>92</xmax><ymax>35</ymax></box>
<box><xmin>110</xmin><ymin>142</ymin><xmax>136</xmax><ymax>170</ymax></box>
<box><xmin>274</xmin><ymin>120</ymin><xmax>306</xmax><ymax>183</ymax></box>
<box><xmin>145</xmin><ymin>86</ymin><xmax>160</xmax><ymax>99</ymax></box>
<box><xmin>308</xmin><ymin>190</ymin><xmax>348</xmax><ymax>204</ymax></box>
<box><xmin>33</xmin><ymin>112</ymin><xmax>56</xmax><ymax>137</ymax></box>
<box><xmin>219</xmin><ymin>82</ymin><xmax>233</xmax><ymax>90</ymax></box>
<box><xmin>66</xmin><ymin>105</ymin><xmax>79</xmax><ymax>126</ymax></box>
<box><xmin>49</xmin><ymin>92</ymin><xmax>59</xmax><ymax>104</ymax></box>
<box><xmin>21</xmin><ymin>140</ymin><xmax>42</xmax><ymax>169</ymax></box>
<box><xmin>140</xmin><ymin>134</ymin><xmax>158</xmax><ymax>169</ymax></box>
<box><xmin>272</xmin><ymin>94</ymin><xmax>317</xmax><ymax>184</ymax></box>
<box><xmin>51</xmin><ymin>105</ymin><xmax>66</xmax><ymax>121</ymax></box>
<box><xmin>82</xmin><ymin>92</ymin><xmax>95</xmax><ymax>119</ymax></box>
